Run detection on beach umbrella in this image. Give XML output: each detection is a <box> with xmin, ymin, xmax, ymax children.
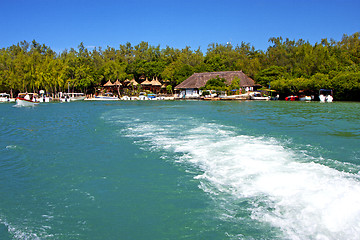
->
<box><xmin>104</xmin><ymin>80</ymin><xmax>114</xmax><ymax>87</ymax></box>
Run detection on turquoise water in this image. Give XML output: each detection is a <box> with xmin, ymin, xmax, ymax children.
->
<box><xmin>1</xmin><ymin>100</ymin><xmax>360</xmax><ymax>239</ymax></box>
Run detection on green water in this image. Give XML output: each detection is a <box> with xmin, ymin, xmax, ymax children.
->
<box><xmin>1</xmin><ymin>101</ymin><xmax>360</xmax><ymax>239</ymax></box>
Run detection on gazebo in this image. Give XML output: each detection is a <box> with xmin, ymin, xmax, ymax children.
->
<box><xmin>141</xmin><ymin>78</ymin><xmax>152</xmax><ymax>91</ymax></box>
<box><xmin>149</xmin><ymin>77</ymin><xmax>162</xmax><ymax>93</ymax></box>
<box><xmin>114</xmin><ymin>79</ymin><xmax>122</xmax><ymax>87</ymax></box>
<box><xmin>103</xmin><ymin>80</ymin><xmax>115</xmax><ymax>87</ymax></box>
<box><xmin>129</xmin><ymin>79</ymin><xmax>138</xmax><ymax>86</ymax></box>
<box><xmin>103</xmin><ymin>80</ymin><xmax>115</xmax><ymax>93</ymax></box>
<box><xmin>103</xmin><ymin>80</ymin><xmax>122</xmax><ymax>96</ymax></box>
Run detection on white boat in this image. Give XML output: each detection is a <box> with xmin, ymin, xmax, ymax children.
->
<box><xmin>163</xmin><ymin>96</ymin><xmax>175</xmax><ymax>100</ymax></box>
<box><xmin>319</xmin><ymin>89</ymin><xmax>333</xmax><ymax>102</ymax></box>
<box><xmin>250</xmin><ymin>92</ymin><xmax>270</xmax><ymax>100</ymax></box>
<box><xmin>59</xmin><ymin>93</ymin><xmax>70</xmax><ymax>102</ymax></box>
<box><xmin>219</xmin><ymin>94</ymin><xmax>250</xmax><ymax>100</ymax></box>
<box><xmin>15</xmin><ymin>93</ymin><xmax>39</xmax><ymax>107</ymax></box>
<box><xmin>121</xmin><ymin>96</ymin><xmax>131</xmax><ymax>100</ymax></box>
<box><xmin>147</xmin><ymin>94</ymin><xmax>158</xmax><ymax>100</ymax></box>
<box><xmin>0</xmin><ymin>93</ymin><xmax>15</xmax><ymax>102</ymax></box>
<box><xmin>37</xmin><ymin>96</ymin><xmax>51</xmax><ymax>102</ymax></box>
<box><xmin>299</xmin><ymin>96</ymin><xmax>312</xmax><ymax>101</ymax></box>
<box><xmin>88</xmin><ymin>93</ymin><xmax>119</xmax><ymax>101</ymax></box>
<box><xmin>59</xmin><ymin>92</ymin><xmax>86</xmax><ymax>102</ymax></box>
<box><xmin>139</xmin><ymin>92</ymin><xmax>148</xmax><ymax>100</ymax></box>
<box><xmin>68</xmin><ymin>93</ymin><xmax>86</xmax><ymax>101</ymax></box>
<box><xmin>37</xmin><ymin>90</ymin><xmax>51</xmax><ymax>102</ymax></box>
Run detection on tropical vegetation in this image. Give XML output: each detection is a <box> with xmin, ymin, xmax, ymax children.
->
<box><xmin>0</xmin><ymin>32</ymin><xmax>359</xmax><ymax>100</ymax></box>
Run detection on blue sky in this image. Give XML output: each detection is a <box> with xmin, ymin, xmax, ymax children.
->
<box><xmin>1</xmin><ymin>0</ymin><xmax>359</xmax><ymax>53</ymax></box>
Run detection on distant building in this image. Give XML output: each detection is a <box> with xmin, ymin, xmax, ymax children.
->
<box><xmin>175</xmin><ymin>71</ymin><xmax>261</xmax><ymax>98</ymax></box>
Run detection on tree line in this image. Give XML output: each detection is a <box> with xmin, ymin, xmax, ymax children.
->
<box><xmin>0</xmin><ymin>32</ymin><xmax>359</xmax><ymax>100</ymax></box>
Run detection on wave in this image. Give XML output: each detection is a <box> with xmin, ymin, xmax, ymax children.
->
<box><xmin>105</xmin><ymin>109</ymin><xmax>360</xmax><ymax>239</ymax></box>
<box><xmin>0</xmin><ymin>217</ymin><xmax>41</xmax><ymax>240</ymax></box>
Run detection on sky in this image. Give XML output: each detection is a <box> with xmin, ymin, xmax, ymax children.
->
<box><xmin>0</xmin><ymin>0</ymin><xmax>359</xmax><ymax>53</ymax></box>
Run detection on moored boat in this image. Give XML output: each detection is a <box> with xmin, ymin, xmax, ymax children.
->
<box><xmin>138</xmin><ymin>92</ymin><xmax>148</xmax><ymax>100</ymax></box>
<box><xmin>285</xmin><ymin>95</ymin><xmax>299</xmax><ymax>101</ymax></box>
<box><xmin>85</xmin><ymin>93</ymin><xmax>119</xmax><ymax>101</ymax></box>
<box><xmin>298</xmin><ymin>90</ymin><xmax>312</xmax><ymax>101</ymax></box>
<box><xmin>299</xmin><ymin>96</ymin><xmax>312</xmax><ymax>101</ymax></box>
<box><xmin>147</xmin><ymin>93</ymin><xmax>157</xmax><ymax>100</ymax></box>
<box><xmin>38</xmin><ymin>90</ymin><xmax>52</xmax><ymax>102</ymax></box>
<box><xmin>0</xmin><ymin>93</ymin><xmax>15</xmax><ymax>102</ymax></box>
<box><xmin>15</xmin><ymin>93</ymin><xmax>39</xmax><ymax>107</ymax></box>
<box><xmin>68</xmin><ymin>93</ymin><xmax>86</xmax><ymax>101</ymax></box>
<box><xmin>219</xmin><ymin>94</ymin><xmax>250</xmax><ymax>100</ymax></box>
<box><xmin>60</xmin><ymin>92</ymin><xmax>86</xmax><ymax>102</ymax></box>
<box><xmin>121</xmin><ymin>96</ymin><xmax>131</xmax><ymax>100</ymax></box>
<box><xmin>319</xmin><ymin>89</ymin><xmax>333</xmax><ymax>102</ymax></box>
<box><xmin>250</xmin><ymin>92</ymin><xmax>270</xmax><ymax>100</ymax></box>
<box><xmin>59</xmin><ymin>93</ymin><xmax>70</xmax><ymax>102</ymax></box>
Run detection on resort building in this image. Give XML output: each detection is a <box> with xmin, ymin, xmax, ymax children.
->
<box><xmin>175</xmin><ymin>71</ymin><xmax>261</xmax><ymax>98</ymax></box>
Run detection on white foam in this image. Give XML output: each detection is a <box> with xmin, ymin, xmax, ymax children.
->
<box><xmin>0</xmin><ymin>217</ymin><xmax>41</xmax><ymax>240</ymax></box>
<box><xmin>106</xmin><ymin>111</ymin><xmax>360</xmax><ymax>239</ymax></box>
<box><xmin>5</xmin><ymin>145</ymin><xmax>17</xmax><ymax>149</ymax></box>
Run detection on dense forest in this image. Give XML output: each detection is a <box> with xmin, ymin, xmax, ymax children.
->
<box><xmin>0</xmin><ymin>32</ymin><xmax>359</xmax><ymax>100</ymax></box>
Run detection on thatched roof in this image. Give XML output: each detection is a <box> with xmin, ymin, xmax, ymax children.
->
<box><xmin>104</xmin><ymin>80</ymin><xmax>114</xmax><ymax>87</ymax></box>
<box><xmin>129</xmin><ymin>79</ymin><xmax>138</xmax><ymax>85</ymax></box>
<box><xmin>141</xmin><ymin>78</ymin><xmax>151</xmax><ymax>85</ymax></box>
<box><xmin>150</xmin><ymin>78</ymin><xmax>162</xmax><ymax>86</ymax></box>
<box><xmin>114</xmin><ymin>80</ymin><xmax>122</xmax><ymax>86</ymax></box>
<box><xmin>175</xmin><ymin>71</ymin><xmax>261</xmax><ymax>89</ymax></box>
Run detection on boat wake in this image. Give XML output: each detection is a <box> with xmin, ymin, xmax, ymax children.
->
<box><xmin>104</xmin><ymin>109</ymin><xmax>360</xmax><ymax>239</ymax></box>
<box><xmin>0</xmin><ymin>216</ymin><xmax>42</xmax><ymax>240</ymax></box>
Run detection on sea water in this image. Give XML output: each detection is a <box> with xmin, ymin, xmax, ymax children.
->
<box><xmin>0</xmin><ymin>100</ymin><xmax>359</xmax><ymax>239</ymax></box>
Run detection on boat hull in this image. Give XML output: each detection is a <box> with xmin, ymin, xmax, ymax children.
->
<box><xmin>70</xmin><ymin>96</ymin><xmax>86</xmax><ymax>101</ymax></box>
<box><xmin>285</xmin><ymin>96</ymin><xmax>299</xmax><ymax>101</ymax></box>
<box><xmin>299</xmin><ymin>96</ymin><xmax>312</xmax><ymax>101</ymax></box>
<box><xmin>85</xmin><ymin>96</ymin><xmax>119</xmax><ymax>101</ymax></box>
<box><xmin>250</xmin><ymin>96</ymin><xmax>270</xmax><ymax>101</ymax></box>
<box><xmin>15</xmin><ymin>98</ymin><xmax>39</xmax><ymax>107</ymax></box>
<box><xmin>0</xmin><ymin>94</ymin><xmax>15</xmax><ymax>102</ymax></box>
<box><xmin>319</xmin><ymin>95</ymin><xmax>333</xmax><ymax>102</ymax></box>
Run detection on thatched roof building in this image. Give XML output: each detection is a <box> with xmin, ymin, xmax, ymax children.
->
<box><xmin>141</xmin><ymin>78</ymin><xmax>151</xmax><ymax>85</ymax></box>
<box><xmin>150</xmin><ymin>77</ymin><xmax>162</xmax><ymax>86</ymax></box>
<box><xmin>129</xmin><ymin>79</ymin><xmax>138</xmax><ymax>86</ymax></box>
<box><xmin>175</xmin><ymin>71</ymin><xmax>261</xmax><ymax>90</ymax></box>
<box><xmin>114</xmin><ymin>80</ymin><xmax>122</xmax><ymax>86</ymax></box>
<box><xmin>103</xmin><ymin>80</ymin><xmax>114</xmax><ymax>87</ymax></box>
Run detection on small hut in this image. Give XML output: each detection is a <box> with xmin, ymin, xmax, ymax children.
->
<box><xmin>149</xmin><ymin>77</ymin><xmax>162</xmax><ymax>93</ymax></box>
<box><xmin>114</xmin><ymin>79</ymin><xmax>122</xmax><ymax>87</ymax></box>
<box><xmin>104</xmin><ymin>80</ymin><xmax>114</xmax><ymax>87</ymax></box>
<box><xmin>103</xmin><ymin>80</ymin><xmax>115</xmax><ymax>93</ymax></box>
<box><xmin>141</xmin><ymin>78</ymin><xmax>152</xmax><ymax>91</ymax></box>
<box><xmin>129</xmin><ymin>79</ymin><xmax>138</xmax><ymax>86</ymax></box>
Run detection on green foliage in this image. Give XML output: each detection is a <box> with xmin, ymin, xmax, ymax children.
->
<box><xmin>166</xmin><ymin>85</ymin><xmax>173</xmax><ymax>94</ymax></box>
<box><xmin>331</xmin><ymin>72</ymin><xmax>360</xmax><ymax>100</ymax></box>
<box><xmin>201</xmin><ymin>77</ymin><xmax>227</xmax><ymax>91</ymax></box>
<box><xmin>255</xmin><ymin>66</ymin><xmax>288</xmax><ymax>87</ymax></box>
<box><xmin>228</xmin><ymin>76</ymin><xmax>240</xmax><ymax>91</ymax></box>
<box><xmin>161</xmin><ymin>61</ymin><xmax>194</xmax><ymax>85</ymax></box>
<box><xmin>201</xmin><ymin>90</ymin><xmax>210</xmax><ymax>96</ymax></box>
<box><xmin>1</xmin><ymin>32</ymin><xmax>360</xmax><ymax>100</ymax></box>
